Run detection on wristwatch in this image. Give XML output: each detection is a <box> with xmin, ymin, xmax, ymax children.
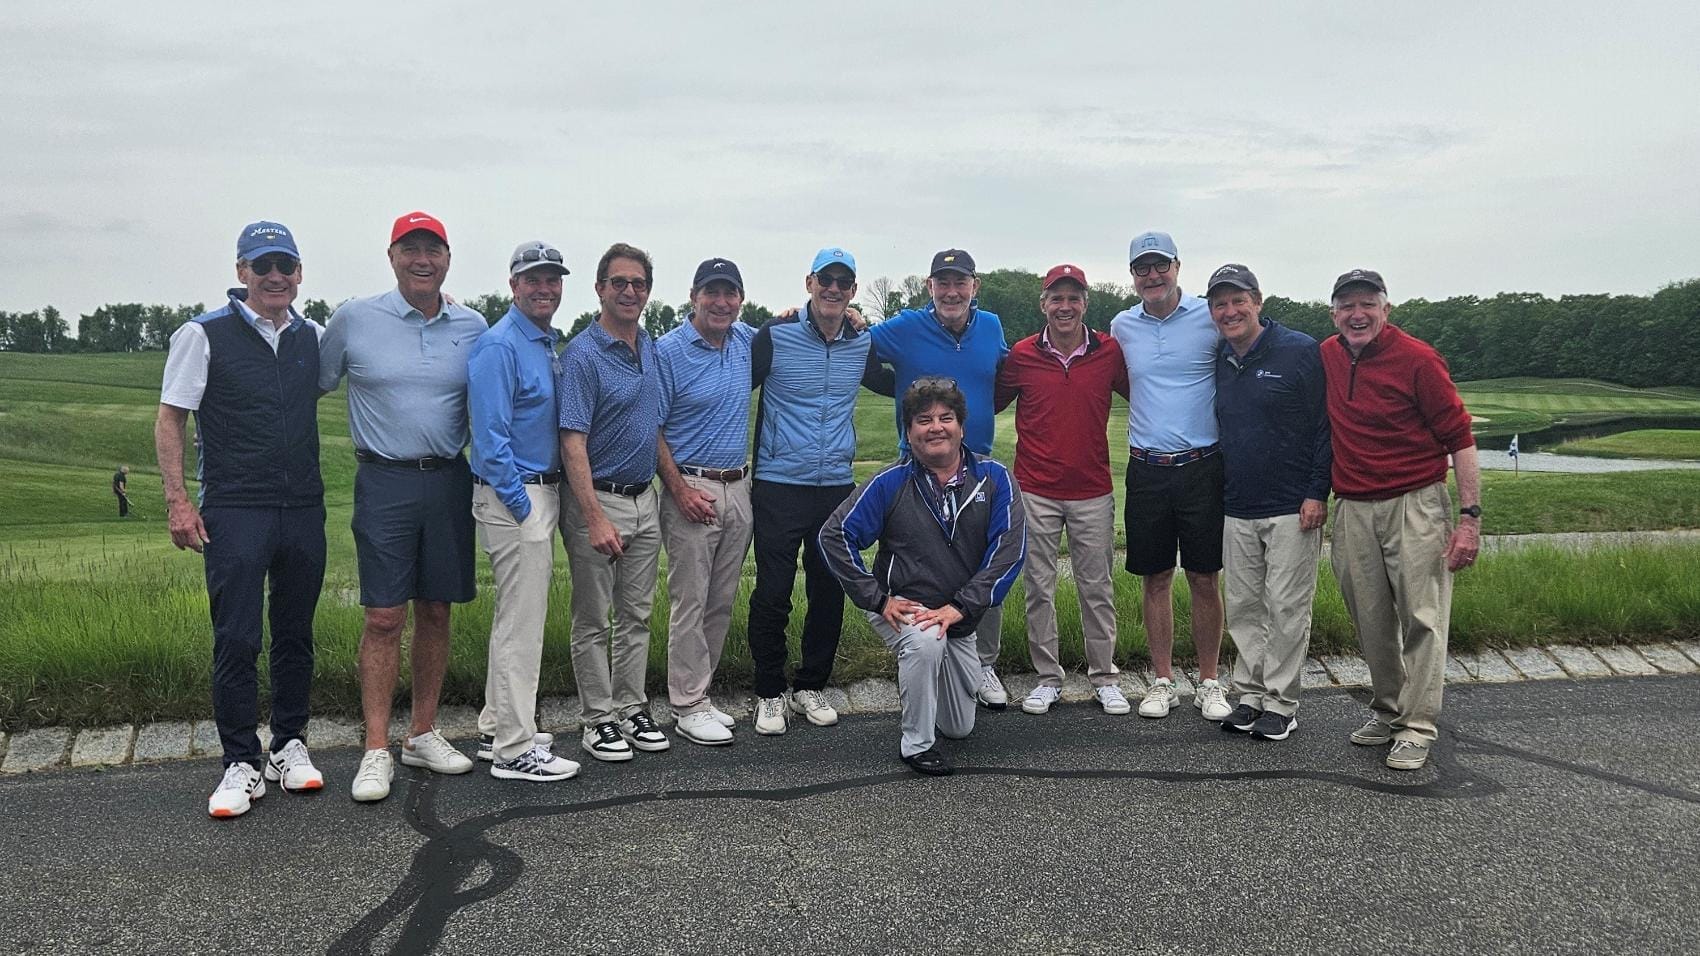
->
<box><xmin>1459</xmin><ymin>504</ymin><xmax>1483</xmax><ymax>519</ymax></box>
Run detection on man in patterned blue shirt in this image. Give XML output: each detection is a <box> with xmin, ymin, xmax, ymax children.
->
<box><xmin>655</xmin><ymin>258</ymin><xmax>756</xmax><ymax>746</ymax></box>
<box><xmin>558</xmin><ymin>242</ymin><xmax>671</xmax><ymax>763</ymax></box>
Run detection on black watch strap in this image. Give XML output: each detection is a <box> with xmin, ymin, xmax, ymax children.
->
<box><xmin>1459</xmin><ymin>504</ymin><xmax>1483</xmax><ymax>518</ymax></box>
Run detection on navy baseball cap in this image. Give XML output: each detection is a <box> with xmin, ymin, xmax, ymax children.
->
<box><xmin>1128</xmin><ymin>231</ymin><xmax>1178</xmax><ymax>263</ymax></box>
<box><xmin>811</xmin><ymin>247</ymin><xmax>857</xmax><ymax>275</ymax></box>
<box><xmin>1206</xmin><ymin>263</ymin><xmax>1260</xmax><ymax>296</ymax></box>
<box><xmin>930</xmin><ymin>248</ymin><xmax>976</xmax><ymax>277</ymax></box>
<box><xmin>692</xmin><ymin>257</ymin><xmax>744</xmax><ymax>293</ymax></box>
<box><xmin>237</xmin><ymin>221</ymin><xmax>299</xmax><ymax>261</ymax></box>
<box><xmin>1332</xmin><ymin>268</ymin><xmax>1387</xmax><ymax>297</ymax></box>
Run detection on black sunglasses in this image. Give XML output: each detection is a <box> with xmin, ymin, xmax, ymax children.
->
<box><xmin>813</xmin><ymin>272</ymin><xmax>855</xmax><ymax>291</ymax></box>
<box><xmin>1131</xmin><ymin>260</ymin><xmax>1174</xmax><ymax>277</ymax></box>
<box><xmin>249</xmin><ymin>255</ymin><xmax>299</xmax><ymax>277</ymax></box>
<box><xmin>605</xmin><ymin>276</ymin><xmax>650</xmax><ymax>293</ymax></box>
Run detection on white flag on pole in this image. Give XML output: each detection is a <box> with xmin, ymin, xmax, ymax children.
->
<box><xmin>1508</xmin><ymin>434</ymin><xmax>1520</xmax><ymax>459</ymax></box>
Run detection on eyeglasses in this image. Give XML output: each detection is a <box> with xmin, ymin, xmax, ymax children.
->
<box><xmin>812</xmin><ymin>272</ymin><xmax>855</xmax><ymax>291</ymax></box>
<box><xmin>248</xmin><ymin>255</ymin><xmax>299</xmax><ymax>277</ymax></box>
<box><xmin>1131</xmin><ymin>260</ymin><xmax>1174</xmax><ymax>277</ymax></box>
<box><xmin>512</xmin><ymin>247</ymin><xmax>565</xmax><ymax>269</ymax></box>
<box><xmin>604</xmin><ymin>276</ymin><xmax>650</xmax><ymax>293</ymax></box>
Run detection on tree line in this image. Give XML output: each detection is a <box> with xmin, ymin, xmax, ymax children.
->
<box><xmin>5</xmin><ymin>275</ymin><xmax>1697</xmax><ymax>388</ymax></box>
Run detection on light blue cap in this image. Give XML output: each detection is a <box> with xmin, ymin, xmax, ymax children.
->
<box><xmin>1128</xmin><ymin>231</ymin><xmax>1178</xmax><ymax>263</ymax></box>
<box><xmin>810</xmin><ymin>247</ymin><xmax>856</xmax><ymax>275</ymax></box>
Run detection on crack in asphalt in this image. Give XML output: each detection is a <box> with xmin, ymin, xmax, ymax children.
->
<box><xmin>325</xmin><ymin>749</ymin><xmax>1509</xmax><ymax>956</ymax></box>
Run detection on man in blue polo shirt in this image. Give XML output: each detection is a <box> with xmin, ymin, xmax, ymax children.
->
<box><xmin>157</xmin><ymin>220</ymin><xmax>326</xmax><ymax>818</ymax></box>
<box><xmin>559</xmin><ymin>242</ymin><xmax>671</xmax><ymax>763</ymax></box>
<box><xmin>1207</xmin><ymin>264</ymin><xmax>1331</xmax><ymax>742</ymax></box>
<box><xmin>868</xmin><ymin>248</ymin><xmax>1013</xmax><ymax>709</ymax></box>
<box><xmin>468</xmin><ymin>241</ymin><xmax>579</xmax><ymax>782</ymax></box>
<box><xmin>655</xmin><ymin>257</ymin><xmax>756</xmax><ymax>746</ymax></box>
<box><xmin>1110</xmin><ymin>231</ymin><xmax>1231</xmax><ymax>722</ymax></box>
<box><xmin>320</xmin><ymin>211</ymin><xmax>484</xmax><ymax>802</ymax></box>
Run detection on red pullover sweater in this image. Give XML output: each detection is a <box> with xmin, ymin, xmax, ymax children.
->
<box><xmin>994</xmin><ymin>329</ymin><xmax>1129</xmax><ymax>500</ymax></box>
<box><xmin>1320</xmin><ymin>324</ymin><xmax>1475</xmax><ymax>500</ymax></box>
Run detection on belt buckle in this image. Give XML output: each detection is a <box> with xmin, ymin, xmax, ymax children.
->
<box><xmin>1152</xmin><ymin>453</ymin><xmax>1173</xmax><ymax>466</ymax></box>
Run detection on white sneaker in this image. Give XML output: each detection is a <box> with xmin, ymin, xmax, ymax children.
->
<box><xmin>976</xmin><ymin>666</ymin><xmax>1009</xmax><ymax>709</ymax></box>
<box><xmin>208</xmin><ymin>762</ymin><xmax>266</xmax><ymax>818</ymax></box>
<box><xmin>1021</xmin><ymin>684</ymin><xmax>1061</xmax><ymax>715</ymax></box>
<box><xmin>1194</xmin><ymin>678</ymin><xmax>1232</xmax><ymax>721</ymax></box>
<box><xmin>789</xmin><ymin>689</ymin><xmax>840</xmax><ymax>727</ymax></box>
<box><xmin>262</xmin><ymin>738</ymin><xmax>324</xmax><ymax>792</ymax></box>
<box><xmin>401</xmin><ymin>728</ymin><xmax>474</xmax><ymax>774</ymax></box>
<box><xmin>478</xmin><ymin>732</ymin><xmax>554</xmax><ymax>762</ymax></box>
<box><xmin>491</xmin><ymin>743</ymin><xmax>580</xmax><ymax>781</ymax></box>
<box><xmin>1139</xmin><ymin>678</ymin><xmax>1178</xmax><ymax>718</ymax></box>
<box><xmin>676</xmin><ymin>710</ymin><xmax>734</xmax><ymax>746</ymax></box>
<box><xmin>754</xmin><ymin>696</ymin><xmax>788</xmax><ymax>735</ymax></box>
<box><xmin>351</xmin><ymin>749</ymin><xmax>394</xmax><ymax>803</ymax></box>
<box><xmin>1096</xmin><ymin>685</ymin><xmax>1132</xmax><ymax>716</ymax></box>
<box><xmin>709</xmin><ymin>705</ymin><xmax>736</xmax><ymax>729</ymax></box>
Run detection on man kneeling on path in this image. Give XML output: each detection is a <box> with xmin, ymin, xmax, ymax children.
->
<box><xmin>820</xmin><ymin>379</ymin><xmax>1026</xmax><ymax>776</ymax></box>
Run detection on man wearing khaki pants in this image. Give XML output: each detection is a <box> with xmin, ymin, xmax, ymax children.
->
<box><xmin>1322</xmin><ymin>269</ymin><xmax>1481</xmax><ymax>771</ymax></box>
<box><xmin>656</xmin><ymin>258</ymin><xmax>757</xmax><ymax>745</ymax></box>
<box><xmin>994</xmin><ymin>265</ymin><xmax>1131</xmax><ymax>716</ymax></box>
<box><xmin>469</xmin><ymin>241</ymin><xmax>579</xmax><ymax>782</ymax></box>
<box><xmin>1207</xmin><ymin>264</ymin><xmax>1331</xmax><ymax>742</ymax></box>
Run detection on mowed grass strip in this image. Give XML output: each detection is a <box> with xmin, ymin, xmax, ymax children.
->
<box><xmin>1552</xmin><ymin>429</ymin><xmax>1700</xmax><ymax>461</ymax></box>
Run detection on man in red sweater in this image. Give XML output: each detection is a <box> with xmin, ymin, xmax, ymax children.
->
<box><xmin>995</xmin><ymin>264</ymin><xmax>1131</xmax><ymax>716</ymax></box>
<box><xmin>1321</xmin><ymin>269</ymin><xmax>1481</xmax><ymax>771</ymax></box>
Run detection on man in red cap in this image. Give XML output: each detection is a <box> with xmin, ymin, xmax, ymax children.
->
<box><xmin>996</xmin><ymin>265</ymin><xmax>1131</xmax><ymax>716</ymax></box>
<box><xmin>320</xmin><ymin>211</ymin><xmax>489</xmax><ymax>801</ymax></box>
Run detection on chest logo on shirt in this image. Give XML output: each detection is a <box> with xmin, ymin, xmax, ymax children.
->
<box><xmin>1256</xmin><ymin>369</ymin><xmax>1283</xmax><ymax>379</ymax></box>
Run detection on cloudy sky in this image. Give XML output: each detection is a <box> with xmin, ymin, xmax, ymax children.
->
<box><xmin>3</xmin><ymin>1</ymin><xmax>1696</xmax><ymax>325</ymax></box>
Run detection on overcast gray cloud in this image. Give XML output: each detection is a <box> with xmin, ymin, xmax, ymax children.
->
<box><xmin>2</xmin><ymin>1</ymin><xmax>1697</xmax><ymax>325</ymax></box>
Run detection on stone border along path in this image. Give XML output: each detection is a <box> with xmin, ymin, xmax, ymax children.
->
<box><xmin>3</xmin><ymin>640</ymin><xmax>1698</xmax><ymax>774</ymax></box>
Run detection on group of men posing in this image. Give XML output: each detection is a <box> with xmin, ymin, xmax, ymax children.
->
<box><xmin>158</xmin><ymin>214</ymin><xmax>1481</xmax><ymax>818</ymax></box>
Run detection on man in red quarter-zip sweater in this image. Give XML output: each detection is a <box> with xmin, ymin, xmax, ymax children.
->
<box><xmin>995</xmin><ymin>264</ymin><xmax>1132</xmax><ymax>717</ymax></box>
<box><xmin>1320</xmin><ymin>269</ymin><xmax>1481</xmax><ymax>773</ymax></box>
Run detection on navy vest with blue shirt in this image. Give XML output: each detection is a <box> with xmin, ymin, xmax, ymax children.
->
<box><xmin>194</xmin><ymin>291</ymin><xmax>323</xmax><ymax>509</ymax></box>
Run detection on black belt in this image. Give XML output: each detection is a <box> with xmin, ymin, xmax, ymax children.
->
<box><xmin>1129</xmin><ymin>444</ymin><xmax>1219</xmax><ymax>467</ymax></box>
<box><xmin>593</xmin><ymin>479</ymin><xmax>650</xmax><ymax>497</ymax></box>
<box><xmin>473</xmin><ymin>472</ymin><xmax>562</xmax><ymax>486</ymax></box>
<box><xmin>678</xmin><ymin>464</ymin><xmax>748</xmax><ymax>482</ymax></box>
<box><xmin>356</xmin><ymin>450</ymin><xmax>459</xmax><ymax>470</ymax></box>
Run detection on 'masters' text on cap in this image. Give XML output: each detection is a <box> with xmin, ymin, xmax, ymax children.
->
<box><xmin>1128</xmin><ymin>231</ymin><xmax>1179</xmax><ymax>263</ymax></box>
<box><xmin>930</xmin><ymin>248</ymin><xmax>976</xmax><ymax>277</ymax></box>
<box><xmin>1206</xmin><ymin>263</ymin><xmax>1260</xmax><ymax>296</ymax></box>
<box><xmin>237</xmin><ymin>221</ymin><xmax>300</xmax><ymax>261</ymax></box>
<box><xmin>390</xmin><ymin>211</ymin><xmax>449</xmax><ymax>246</ymax></box>
<box><xmin>1331</xmin><ymin>268</ymin><xmax>1387</xmax><ymax>297</ymax></box>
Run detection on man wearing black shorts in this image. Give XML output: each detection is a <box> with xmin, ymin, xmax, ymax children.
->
<box><xmin>1108</xmin><ymin>231</ymin><xmax>1230</xmax><ymax>722</ymax></box>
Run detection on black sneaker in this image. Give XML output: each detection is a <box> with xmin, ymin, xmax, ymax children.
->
<box><xmin>618</xmin><ymin>711</ymin><xmax>671</xmax><ymax>752</ymax></box>
<box><xmin>581</xmin><ymin>722</ymin><xmax>634</xmax><ymax>762</ymax></box>
<box><xmin>1249</xmin><ymin>710</ymin><xmax>1297</xmax><ymax>741</ymax></box>
<box><xmin>1220</xmin><ymin>703</ymin><xmax>1263</xmax><ymax>733</ymax></box>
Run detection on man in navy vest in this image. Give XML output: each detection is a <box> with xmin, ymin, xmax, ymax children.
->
<box><xmin>156</xmin><ymin>220</ymin><xmax>327</xmax><ymax>819</ymax></box>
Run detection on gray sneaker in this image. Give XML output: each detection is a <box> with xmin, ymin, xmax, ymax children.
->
<box><xmin>1386</xmin><ymin>739</ymin><xmax>1431</xmax><ymax>770</ymax></box>
<box><xmin>1349</xmin><ymin>718</ymin><xmax>1394</xmax><ymax>746</ymax></box>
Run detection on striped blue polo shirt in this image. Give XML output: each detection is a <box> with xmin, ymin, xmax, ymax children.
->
<box><xmin>557</xmin><ymin>319</ymin><xmax>664</xmax><ymax>485</ymax></box>
<box><xmin>655</xmin><ymin>316</ymin><xmax>755</xmax><ymax>470</ymax></box>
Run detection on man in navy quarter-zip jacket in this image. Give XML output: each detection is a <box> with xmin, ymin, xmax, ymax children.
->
<box><xmin>1207</xmin><ymin>264</ymin><xmax>1330</xmax><ymax>744</ymax></box>
<box><xmin>156</xmin><ymin>220</ymin><xmax>327</xmax><ymax>819</ymax></box>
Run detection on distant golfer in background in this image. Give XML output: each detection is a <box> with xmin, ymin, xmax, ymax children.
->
<box><xmin>156</xmin><ymin>220</ymin><xmax>327</xmax><ymax>818</ymax></box>
<box><xmin>112</xmin><ymin>465</ymin><xmax>130</xmax><ymax>516</ymax></box>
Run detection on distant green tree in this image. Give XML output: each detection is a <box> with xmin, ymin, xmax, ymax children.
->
<box><xmin>973</xmin><ymin>268</ymin><xmax>1043</xmax><ymax>344</ymax></box>
<box><xmin>466</xmin><ymin>293</ymin><xmax>513</xmax><ymax>326</ymax></box>
<box><xmin>642</xmin><ymin>300</ymin><xmax>679</xmax><ymax>340</ymax></box>
<box><xmin>565</xmin><ymin>310</ymin><xmax>598</xmax><ymax>340</ymax></box>
<box><xmin>738</xmin><ymin>302</ymin><xmax>773</xmax><ymax>327</ymax></box>
<box><xmin>302</xmin><ymin>298</ymin><xmax>332</xmax><ymax>325</ymax></box>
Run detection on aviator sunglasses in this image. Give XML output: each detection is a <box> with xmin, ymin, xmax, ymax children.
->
<box><xmin>248</xmin><ymin>255</ymin><xmax>299</xmax><ymax>277</ymax></box>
